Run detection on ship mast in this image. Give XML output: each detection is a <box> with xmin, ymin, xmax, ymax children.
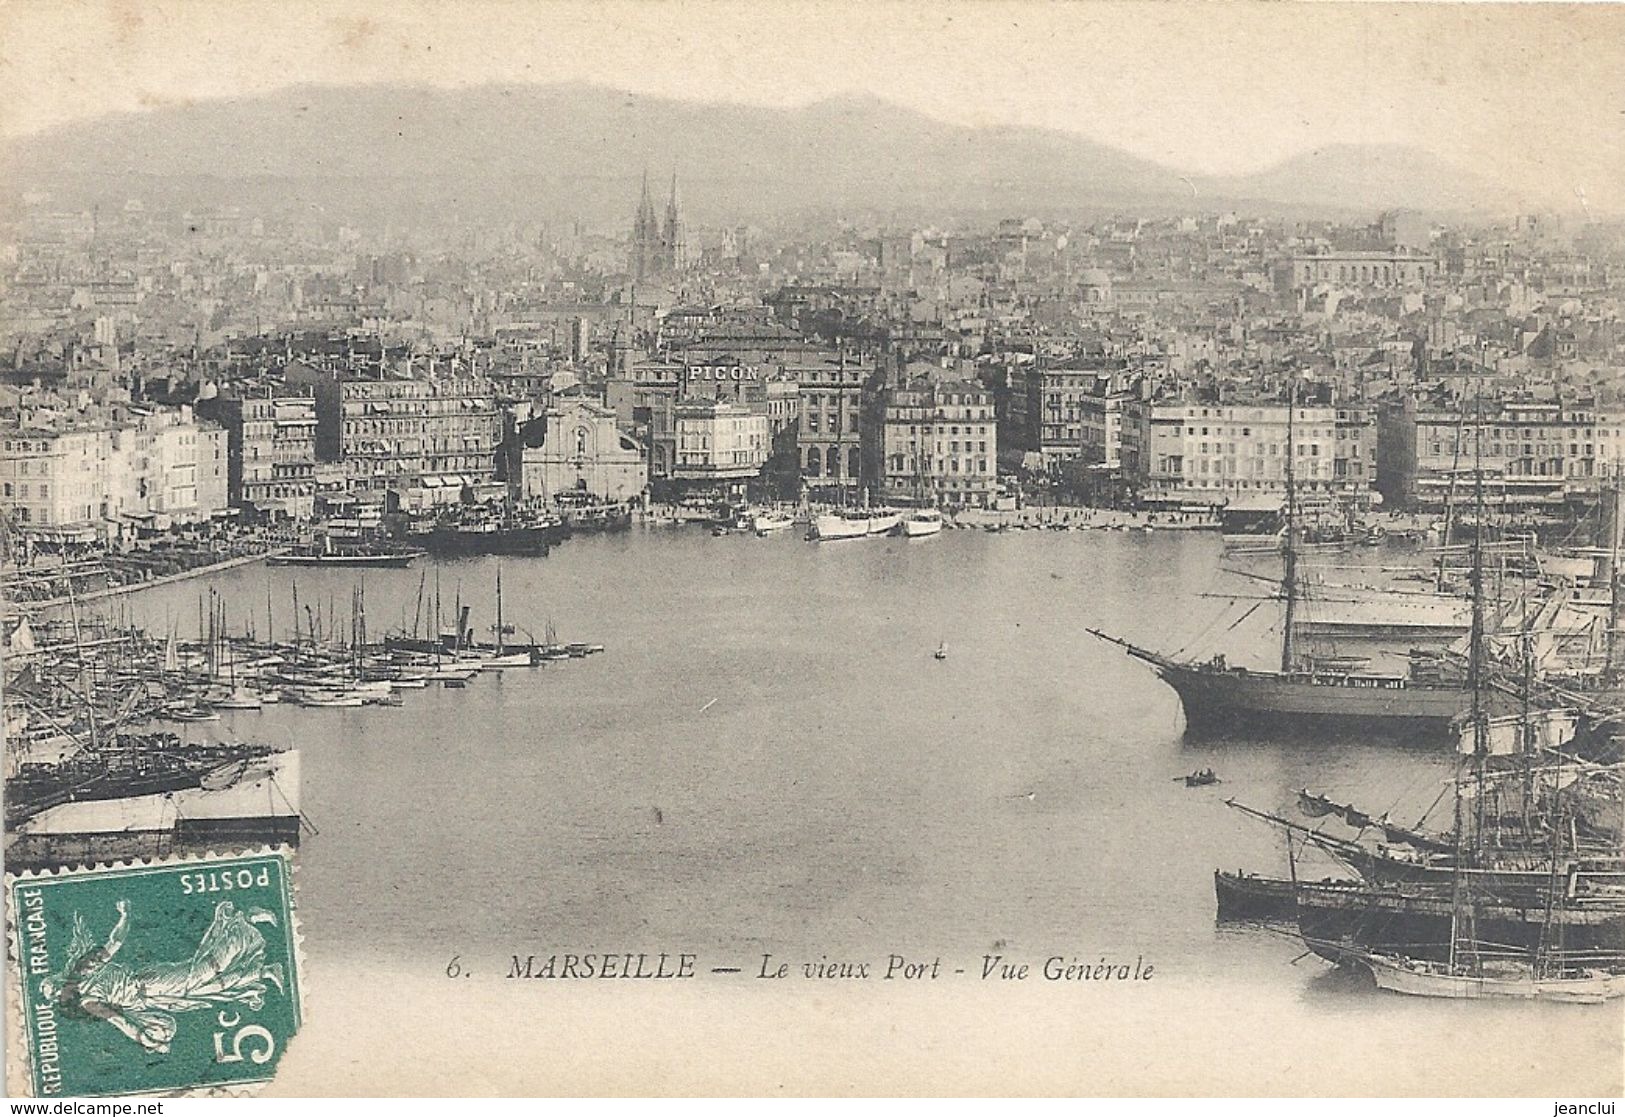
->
<box><xmin>495</xmin><ymin>565</ymin><xmax>505</xmax><ymax>655</ymax></box>
<box><xmin>1437</xmin><ymin>403</ymin><xmax>1469</xmax><ymax>592</ymax></box>
<box><xmin>1607</xmin><ymin>466</ymin><xmax>1623</xmax><ymax>682</ymax></box>
<box><xmin>1280</xmin><ymin>375</ymin><xmax>1298</xmax><ymax>674</ymax></box>
<box><xmin>1469</xmin><ymin>383</ymin><xmax>1490</xmax><ymax>839</ymax></box>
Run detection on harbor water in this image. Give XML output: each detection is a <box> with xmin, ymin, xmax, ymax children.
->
<box><xmin>110</xmin><ymin>527</ymin><xmax>1623</xmax><ymax>1094</ymax></box>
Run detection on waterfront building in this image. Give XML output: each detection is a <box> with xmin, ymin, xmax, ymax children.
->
<box><xmin>0</xmin><ymin>424</ymin><xmax>114</xmax><ymax>539</ymax></box>
<box><xmin>789</xmin><ymin>354</ymin><xmax>870</xmax><ymax>498</ymax></box>
<box><xmin>1122</xmin><ymin>398</ymin><xmax>1370</xmax><ymax>509</ymax></box>
<box><xmin>1022</xmin><ymin>360</ymin><xmax>1129</xmax><ymax>468</ymax></box>
<box><xmin>198</xmin><ymin>393</ymin><xmax>319</xmax><ymax>519</ymax></box>
<box><xmin>669</xmin><ymin>400</ymin><xmax>769</xmax><ymax>485</ymax></box>
<box><xmin>197</xmin><ymin>424</ymin><xmax>228</xmax><ymax>518</ymax></box>
<box><xmin>1375</xmin><ymin>393</ymin><xmax>1624</xmax><ymax>513</ymax></box>
<box><xmin>875</xmin><ymin>379</ymin><xmax>997</xmax><ymax>508</ymax></box>
<box><xmin>0</xmin><ymin>405</ymin><xmax>227</xmax><ymax>539</ymax></box>
<box><xmin>285</xmin><ymin>364</ymin><xmax>502</xmax><ymax>507</ymax></box>
<box><xmin>517</xmin><ymin>396</ymin><xmax>647</xmax><ymax>505</ymax></box>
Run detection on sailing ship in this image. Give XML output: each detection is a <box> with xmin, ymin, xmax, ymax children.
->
<box><xmin>1295</xmin><ymin>424</ymin><xmax>1624</xmax><ymax>1001</ymax></box>
<box><xmin>1090</xmin><ymin>382</ymin><xmax>1475</xmax><ymax>734</ymax></box>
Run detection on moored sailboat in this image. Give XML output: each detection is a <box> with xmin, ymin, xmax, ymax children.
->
<box><xmin>1089</xmin><ymin>381</ymin><xmax>1474</xmax><ymax>736</ymax></box>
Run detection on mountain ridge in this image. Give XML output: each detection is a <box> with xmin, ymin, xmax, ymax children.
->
<box><xmin>3</xmin><ymin>82</ymin><xmax>1509</xmax><ymax>222</ymax></box>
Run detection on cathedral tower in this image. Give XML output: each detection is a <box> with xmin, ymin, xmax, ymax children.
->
<box><xmin>662</xmin><ymin>172</ymin><xmax>685</xmax><ymax>272</ymax></box>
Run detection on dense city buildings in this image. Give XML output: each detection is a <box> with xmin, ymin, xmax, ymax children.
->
<box><xmin>0</xmin><ymin>404</ymin><xmax>228</xmax><ymax>539</ymax></box>
<box><xmin>3</xmin><ymin>175</ymin><xmax>1624</xmax><ymax>539</ymax></box>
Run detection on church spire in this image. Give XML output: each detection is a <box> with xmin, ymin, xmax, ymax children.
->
<box><xmin>631</xmin><ymin>167</ymin><xmax>660</xmax><ymax>280</ymax></box>
<box><xmin>663</xmin><ymin>169</ymin><xmax>684</xmax><ymax>273</ymax></box>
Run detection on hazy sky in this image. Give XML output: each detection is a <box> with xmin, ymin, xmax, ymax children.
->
<box><xmin>3</xmin><ymin>0</ymin><xmax>1622</xmax><ymax>208</ymax></box>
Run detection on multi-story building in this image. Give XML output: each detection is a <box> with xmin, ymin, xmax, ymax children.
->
<box><xmin>197</xmin><ymin>424</ymin><xmax>229</xmax><ymax>518</ymax></box>
<box><xmin>0</xmin><ymin>405</ymin><xmax>227</xmax><ymax>538</ymax></box>
<box><xmin>1123</xmin><ymin>398</ymin><xmax>1371</xmax><ymax>509</ymax></box>
<box><xmin>0</xmin><ymin>425</ymin><xmax>113</xmax><ymax>536</ymax></box>
<box><xmin>199</xmin><ymin>393</ymin><xmax>320</xmax><ymax>518</ymax></box>
<box><xmin>1376</xmin><ymin>394</ymin><xmax>1623</xmax><ymax>513</ymax></box>
<box><xmin>790</xmin><ymin>355</ymin><xmax>870</xmax><ymax>496</ymax></box>
<box><xmin>1279</xmin><ymin>249</ymin><xmax>1439</xmax><ymax>290</ymax></box>
<box><xmin>1023</xmin><ymin>361</ymin><xmax>1128</xmax><ymax>467</ymax></box>
<box><xmin>286</xmin><ymin>366</ymin><xmax>502</xmax><ymax>506</ymax></box>
<box><xmin>875</xmin><ymin>379</ymin><xmax>997</xmax><ymax>508</ymax></box>
<box><xmin>1332</xmin><ymin>405</ymin><xmax>1376</xmax><ymax>511</ymax></box>
<box><xmin>669</xmin><ymin>400</ymin><xmax>769</xmax><ymax>483</ymax></box>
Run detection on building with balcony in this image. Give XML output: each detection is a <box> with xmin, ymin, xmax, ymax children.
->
<box><xmin>1123</xmin><ymin>398</ymin><xmax>1373</xmax><ymax>510</ymax></box>
<box><xmin>669</xmin><ymin>400</ymin><xmax>769</xmax><ymax>483</ymax></box>
<box><xmin>286</xmin><ymin>365</ymin><xmax>501</xmax><ymax>507</ymax></box>
<box><xmin>874</xmin><ymin>379</ymin><xmax>997</xmax><ymax>507</ymax></box>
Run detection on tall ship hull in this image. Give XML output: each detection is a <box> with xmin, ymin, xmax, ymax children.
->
<box><xmin>417</xmin><ymin>525</ymin><xmax>563</xmax><ymax>557</ymax></box>
<box><xmin>1296</xmin><ymin>881</ymin><xmax>1625</xmax><ymax>964</ymax></box>
<box><xmin>1146</xmin><ymin>653</ymin><xmax>1470</xmax><ymax>731</ymax></box>
<box><xmin>5</xmin><ymin>752</ymin><xmax>302</xmax><ymax>871</ymax></box>
<box><xmin>268</xmin><ymin>550</ymin><xmax>422</xmax><ymax>568</ymax></box>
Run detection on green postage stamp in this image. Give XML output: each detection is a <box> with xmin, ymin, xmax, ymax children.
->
<box><xmin>8</xmin><ymin>850</ymin><xmax>302</xmax><ymax>1097</ymax></box>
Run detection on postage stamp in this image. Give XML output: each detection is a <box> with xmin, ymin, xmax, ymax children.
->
<box><xmin>8</xmin><ymin>850</ymin><xmax>302</xmax><ymax>1097</ymax></box>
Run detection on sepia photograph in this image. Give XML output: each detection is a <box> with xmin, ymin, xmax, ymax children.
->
<box><xmin>2</xmin><ymin>0</ymin><xmax>1623</xmax><ymax>1098</ymax></box>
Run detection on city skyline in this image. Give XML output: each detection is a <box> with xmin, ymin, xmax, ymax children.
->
<box><xmin>2</xmin><ymin>1</ymin><xmax>1623</xmax><ymax>214</ymax></box>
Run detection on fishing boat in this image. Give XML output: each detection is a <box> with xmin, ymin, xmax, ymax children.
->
<box><xmin>901</xmin><ymin>509</ymin><xmax>945</xmax><ymax>538</ymax></box>
<box><xmin>1183</xmin><ymin>768</ymin><xmax>1220</xmax><ymax>787</ymax></box>
<box><xmin>211</xmin><ymin>688</ymin><xmax>264</xmax><ymax>711</ymax></box>
<box><xmin>427</xmin><ymin>663</ymin><xmax>480</xmax><ymax>683</ymax></box>
<box><xmin>753</xmin><ymin>510</ymin><xmax>795</xmax><ymax>535</ymax></box>
<box><xmin>1351</xmin><ymin>953</ymin><xmax>1625</xmax><ymax>1003</ymax></box>
<box><xmin>813</xmin><ymin>512</ymin><xmax>872</xmax><ymax>541</ymax></box>
<box><xmin>469</xmin><ymin>566</ymin><xmax>541</xmax><ymax>669</ymax></box>
<box><xmin>162</xmin><ymin>701</ymin><xmax>219</xmax><ymax>723</ymax></box>
<box><xmin>290</xmin><ymin>688</ymin><xmax>366</xmax><ymax>708</ymax></box>
<box><xmin>475</xmin><ymin>651</ymin><xmax>535</xmax><ymax>670</ymax></box>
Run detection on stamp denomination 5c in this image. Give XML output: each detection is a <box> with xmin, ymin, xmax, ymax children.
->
<box><xmin>8</xmin><ymin>850</ymin><xmax>302</xmax><ymax>1097</ymax></box>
